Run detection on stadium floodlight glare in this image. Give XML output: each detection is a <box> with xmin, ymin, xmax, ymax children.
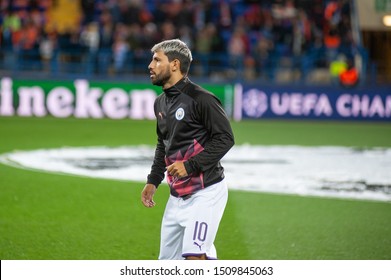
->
<box><xmin>383</xmin><ymin>15</ymin><xmax>391</xmax><ymax>27</ymax></box>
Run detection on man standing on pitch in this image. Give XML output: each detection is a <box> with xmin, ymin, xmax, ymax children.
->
<box><xmin>141</xmin><ymin>39</ymin><xmax>235</xmax><ymax>260</ymax></box>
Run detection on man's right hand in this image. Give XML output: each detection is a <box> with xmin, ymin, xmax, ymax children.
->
<box><xmin>141</xmin><ymin>184</ymin><xmax>157</xmax><ymax>208</ymax></box>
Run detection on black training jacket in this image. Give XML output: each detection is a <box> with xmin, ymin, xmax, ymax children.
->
<box><xmin>147</xmin><ymin>77</ymin><xmax>235</xmax><ymax>197</ymax></box>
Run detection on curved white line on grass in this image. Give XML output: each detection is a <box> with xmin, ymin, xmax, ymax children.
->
<box><xmin>0</xmin><ymin>145</ymin><xmax>390</xmax><ymax>202</ymax></box>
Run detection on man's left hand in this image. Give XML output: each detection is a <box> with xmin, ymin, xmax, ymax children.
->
<box><xmin>167</xmin><ymin>161</ymin><xmax>188</xmax><ymax>178</ymax></box>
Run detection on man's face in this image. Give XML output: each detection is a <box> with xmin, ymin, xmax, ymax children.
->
<box><xmin>148</xmin><ymin>51</ymin><xmax>172</xmax><ymax>87</ymax></box>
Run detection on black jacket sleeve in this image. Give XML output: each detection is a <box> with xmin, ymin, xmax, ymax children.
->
<box><xmin>184</xmin><ymin>93</ymin><xmax>234</xmax><ymax>174</ymax></box>
<box><xmin>147</xmin><ymin>103</ymin><xmax>166</xmax><ymax>188</ymax></box>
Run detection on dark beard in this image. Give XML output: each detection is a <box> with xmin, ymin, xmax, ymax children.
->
<box><xmin>152</xmin><ymin>66</ymin><xmax>171</xmax><ymax>87</ymax></box>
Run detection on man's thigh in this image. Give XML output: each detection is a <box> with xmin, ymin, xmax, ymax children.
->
<box><xmin>181</xmin><ymin>180</ymin><xmax>228</xmax><ymax>259</ymax></box>
<box><xmin>159</xmin><ymin>196</ymin><xmax>184</xmax><ymax>260</ymax></box>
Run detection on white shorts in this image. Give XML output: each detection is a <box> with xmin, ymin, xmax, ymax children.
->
<box><xmin>158</xmin><ymin>179</ymin><xmax>228</xmax><ymax>260</ymax></box>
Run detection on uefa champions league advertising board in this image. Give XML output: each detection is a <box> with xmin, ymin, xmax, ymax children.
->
<box><xmin>234</xmin><ymin>84</ymin><xmax>391</xmax><ymax>121</ymax></box>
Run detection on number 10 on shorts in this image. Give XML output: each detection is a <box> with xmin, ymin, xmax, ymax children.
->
<box><xmin>193</xmin><ymin>221</ymin><xmax>208</xmax><ymax>242</ymax></box>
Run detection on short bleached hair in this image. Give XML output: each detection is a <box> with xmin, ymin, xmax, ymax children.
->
<box><xmin>151</xmin><ymin>39</ymin><xmax>193</xmax><ymax>75</ymax></box>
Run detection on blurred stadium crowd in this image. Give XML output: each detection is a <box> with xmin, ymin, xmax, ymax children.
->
<box><xmin>0</xmin><ymin>0</ymin><xmax>365</xmax><ymax>85</ymax></box>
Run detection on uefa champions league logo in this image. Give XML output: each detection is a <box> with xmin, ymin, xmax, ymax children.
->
<box><xmin>242</xmin><ymin>89</ymin><xmax>268</xmax><ymax>118</ymax></box>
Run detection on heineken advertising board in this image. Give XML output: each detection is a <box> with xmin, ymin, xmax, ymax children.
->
<box><xmin>0</xmin><ymin>78</ymin><xmax>233</xmax><ymax>119</ymax></box>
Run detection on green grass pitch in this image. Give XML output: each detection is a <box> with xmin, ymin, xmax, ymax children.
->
<box><xmin>0</xmin><ymin>116</ymin><xmax>390</xmax><ymax>260</ymax></box>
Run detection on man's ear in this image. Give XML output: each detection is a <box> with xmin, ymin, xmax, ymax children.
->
<box><xmin>172</xmin><ymin>59</ymin><xmax>180</xmax><ymax>71</ymax></box>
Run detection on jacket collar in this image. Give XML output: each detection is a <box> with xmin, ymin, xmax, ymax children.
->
<box><xmin>163</xmin><ymin>77</ymin><xmax>190</xmax><ymax>96</ymax></box>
